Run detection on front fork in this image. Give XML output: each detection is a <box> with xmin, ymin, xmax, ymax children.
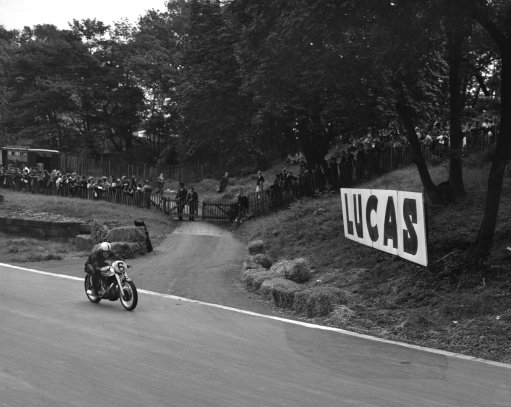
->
<box><xmin>114</xmin><ymin>273</ymin><xmax>130</xmax><ymax>298</ymax></box>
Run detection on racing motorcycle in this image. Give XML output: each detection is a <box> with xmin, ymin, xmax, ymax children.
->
<box><xmin>84</xmin><ymin>260</ymin><xmax>138</xmax><ymax>311</ymax></box>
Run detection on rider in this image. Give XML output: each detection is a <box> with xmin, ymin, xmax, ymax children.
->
<box><xmin>85</xmin><ymin>241</ymin><xmax>113</xmax><ymax>297</ymax></box>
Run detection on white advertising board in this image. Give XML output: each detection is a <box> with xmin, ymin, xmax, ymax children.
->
<box><xmin>341</xmin><ymin>188</ymin><xmax>428</xmax><ymax>266</ymax></box>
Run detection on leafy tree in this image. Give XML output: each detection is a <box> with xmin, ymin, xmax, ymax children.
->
<box><xmin>69</xmin><ymin>19</ymin><xmax>146</xmax><ymax>158</ymax></box>
<box><xmin>177</xmin><ymin>0</ymin><xmax>259</xmax><ymax>164</ymax></box>
<box><xmin>463</xmin><ymin>0</ymin><xmax>511</xmax><ymax>266</ymax></box>
<box><xmin>232</xmin><ymin>0</ymin><xmax>359</xmax><ymax>167</ymax></box>
<box><xmin>132</xmin><ymin>4</ymin><xmax>189</xmax><ymax>164</ymax></box>
<box><xmin>1</xmin><ymin>25</ymin><xmax>92</xmax><ymax>150</ymax></box>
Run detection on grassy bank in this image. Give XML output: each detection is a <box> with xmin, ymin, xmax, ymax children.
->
<box><xmin>0</xmin><ymin>190</ymin><xmax>175</xmax><ymax>263</ymax></box>
<box><xmin>235</xmin><ymin>159</ymin><xmax>511</xmax><ymax>363</ymax></box>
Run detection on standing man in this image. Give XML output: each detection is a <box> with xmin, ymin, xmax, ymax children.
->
<box><xmin>175</xmin><ymin>182</ymin><xmax>187</xmax><ymax>221</ymax></box>
<box><xmin>187</xmin><ymin>187</ymin><xmax>199</xmax><ymax>221</ymax></box>
<box><xmin>217</xmin><ymin>172</ymin><xmax>229</xmax><ymax>193</ymax></box>
<box><xmin>157</xmin><ymin>173</ymin><xmax>165</xmax><ymax>194</ymax></box>
<box><xmin>256</xmin><ymin>171</ymin><xmax>265</xmax><ymax>198</ymax></box>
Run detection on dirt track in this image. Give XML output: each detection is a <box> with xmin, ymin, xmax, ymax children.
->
<box><xmin>19</xmin><ymin>221</ymin><xmax>279</xmax><ymax>315</ymax></box>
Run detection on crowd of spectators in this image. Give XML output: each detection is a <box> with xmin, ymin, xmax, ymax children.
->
<box><xmin>255</xmin><ymin>121</ymin><xmax>497</xmax><ymax>213</ymax></box>
<box><xmin>0</xmin><ymin>163</ymin><xmax>154</xmax><ymax>207</ymax></box>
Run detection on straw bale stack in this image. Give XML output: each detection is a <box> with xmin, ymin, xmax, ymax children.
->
<box><xmin>105</xmin><ymin>226</ymin><xmax>146</xmax><ymax>244</ymax></box>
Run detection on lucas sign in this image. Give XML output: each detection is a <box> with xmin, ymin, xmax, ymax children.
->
<box><xmin>340</xmin><ymin>188</ymin><xmax>428</xmax><ymax>266</ymax></box>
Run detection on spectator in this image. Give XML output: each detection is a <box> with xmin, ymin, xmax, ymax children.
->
<box><xmin>175</xmin><ymin>182</ymin><xmax>187</xmax><ymax>221</ymax></box>
<box><xmin>256</xmin><ymin>171</ymin><xmax>265</xmax><ymax>198</ymax></box>
<box><xmin>156</xmin><ymin>173</ymin><xmax>165</xmax><ymax>194</ymax></box>
<box><xmin>187</xmin><ymin>187</ymin><xmax>199</xmax><ymax>221</ymax></box>
<box><xmin>217</xmin><ymin>172</ymin><xmax>229</xmax><ymax>193</ymax></box>
<box><xmin>141</xmin><ymin>179</ymin><xmax>152</xmax><ymax>193</ymax></box>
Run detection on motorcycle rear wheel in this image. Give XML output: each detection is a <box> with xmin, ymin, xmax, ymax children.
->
<box><xmin>119</xmin><ymin>280</ymin><xmax>138</xmax><ymax>311</ymax></box>
<box><xmin>84</xmin><ymin>274</ymin><xmax>101</xmax><ymax>303</ymax></box>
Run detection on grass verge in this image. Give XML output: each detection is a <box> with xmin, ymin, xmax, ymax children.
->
<box><xmin>235</xmin><ymin>159</ymin><xmax>511</xmax><ymax>363</ymax></box>
<box><xmin>0</xmin><ymin>190</ymin><xmax>176</xmax><ymax>263</ymax></box>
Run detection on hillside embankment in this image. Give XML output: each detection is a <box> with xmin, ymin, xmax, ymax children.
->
<box><xmin>234</xmin><ymin>159</ymin><xmax>511</xmax><ymax>363</ymax></box>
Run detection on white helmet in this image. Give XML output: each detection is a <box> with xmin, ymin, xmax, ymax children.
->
<box><xmin>99</xmin><ymin>242</ymin><xmax>111</xmax><ymax>252</ymax></box>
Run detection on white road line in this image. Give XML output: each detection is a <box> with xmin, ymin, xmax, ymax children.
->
<box><xmin>2</xmin><ymin>262</ymin><xmax>511</xmax><ymax>370</ymax></box>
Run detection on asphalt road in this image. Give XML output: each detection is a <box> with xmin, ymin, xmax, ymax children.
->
<box><xmin>1</xmin><ymin>222</ymin><xmax>511</xmax><ymax>406</ymax></box>
<box><xmin>18</xmin><ymin>222</ymin><xmax>279</xmax><ymax>315</ymax></box>
<box><xmin>1</xmin><ymin>264</ymin><xmax>511</xmax><ymax>407</ymax></box>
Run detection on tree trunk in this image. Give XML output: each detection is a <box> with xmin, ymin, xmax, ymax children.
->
<box><xmin>467</xmin><ymin>52</ymin><xmax>511</xmax><ymax>264</ymax></box>
<box><xmin>395</xmin><ymin>92</ymin><xmax>440</xmax><ymax>200</ymax></box>
<box><xmin>446</xmin><ymin>17</ymin><xmax>468</xmax><ymax>199</ymax></box>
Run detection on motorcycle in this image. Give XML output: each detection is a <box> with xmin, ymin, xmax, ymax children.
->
<box><xmin>84</xmin><ymin>260</ymin><xmax>138</xmax><ymax>311</ymax></box>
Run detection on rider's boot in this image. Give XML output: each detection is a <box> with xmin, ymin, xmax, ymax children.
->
<box><xmin>88</xmin><ymin>274</ymin><xmax>102</xmax><ymax>297</ymax></box>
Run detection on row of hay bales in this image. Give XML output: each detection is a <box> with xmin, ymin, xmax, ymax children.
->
<box><xmin>242</xmin><ymin>240</ymin><xmax>347</xmax><ymax>318</ymax></box>
<box><xmin>75</xmin><ymin>221</ymin><xmax>148</xmax><ymax>259</ymax></box>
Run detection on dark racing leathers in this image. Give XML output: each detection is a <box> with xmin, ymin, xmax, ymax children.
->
<box><xmin>85</xmin><ymin>250</ymin><xmax>111</xmax><ymax>294</ymax></box>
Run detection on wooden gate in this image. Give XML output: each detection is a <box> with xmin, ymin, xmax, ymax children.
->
<box><xmin>201</xmin><ymin>200</ymin><xmax>234</xmax><ymax>222</ymax></box>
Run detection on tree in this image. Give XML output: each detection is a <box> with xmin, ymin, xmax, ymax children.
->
<box><xmin>232</xmin><ymin>0</ymin><xmax>358</xmax><ymax>167</ymax></box>
<box><xmin>1</xmin><ymin>25</ymin><xmax>93</xmax><ymax>150</ymax></box>
<box><xmin>69</xmin><ymin>19</ymin><xmax>145</xmax><ymax>157</ymax></box>
<box><xmin>177</xmin><ymin>0</ymin><xmax>258</xmax><ymax>164</ymax></box>
<box><xmin>464</xmin><ymin>0</ymin><xmax>511</xmax><ymax>265</ymax></box>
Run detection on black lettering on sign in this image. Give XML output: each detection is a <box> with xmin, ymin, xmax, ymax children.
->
<box><xmin>344</xmin><ymin>194</ymin><xmax>354</xmax><ymax>235</ymax></box>
<box><xmin>402</xmin><ymin>198</ymin><xmax>418</xmax><ymax>255</ymax></box>
<box><xmin>383</xmin><ymin>196</ymin><xmax>398</xmax><ymax>248</ymax></box>
<box><xmin>353</xmin><ymin>194</ymin><xmax>364</xmax><ymax>238</ymax></box>
<box><xmin>366</xmin><ymin>195</ymin><xmax>379</xmax><ymax>242</ymax></box>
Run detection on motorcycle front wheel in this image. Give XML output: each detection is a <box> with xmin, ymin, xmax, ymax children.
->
<box><xmin>84</xmin><ymin>274</ymin><xmax>101</xmax><ymax>303</ymax></box>
<box><xmin>119</xmin><ymin>280</ymin><xmax>138</xmax><ymax>311</ymax></box>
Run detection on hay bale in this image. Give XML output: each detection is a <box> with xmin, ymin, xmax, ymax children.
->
<box><xmin>75</xmin><ymin>234</ymin><xmax>94</xmax><ymax>251</ymax></box>
<box><xmin>247</xmin><ymin>240</ymin><xmax>265</xmax><ymax>255</ymax></box>
<box><xmin>90</xmin><ymin>221</ymin><xmax>109</xmax><ymax>244</ymax></box>
<box><xmin>243</xmin><ymin>257</ymin><xmax>261</xmax><ymax>271</ymax></box>
<box><xmin>270</xmin><ymin>258</ymin><xmax>311</xmax><ymax>283</ymax></box>
<box><xmin>111</xmin><ymin>242</ymin><xmax>147</xmax><ymax>259</ymax></box>
<box><xmin>241</xmin><ymin>268</ymin><xmax>276</xmax><ymax>291</ymax></box>
<box><xmin>105</xmin><ymin>226</ymin><xmax>146</xmax><ymax>244</ymax></box>
<box><xmin>326</xmin><ymin>305</ymin><xmax>357</xmax><ymax>326</ymax></box>
<box><xmin>79</xmin><ymin>223</ymin><xmax>92</xmax><ymax>234</ymax></box>
<box><xmin>252</xmin><ymin>253</ymin><xmax>272</xmax><ymax>269</ymax></box>
<box><xmin>294</xmin><ymin>287</ymin><xmax>347</xmax><ymax>317</ymax></box>
<box><xmin>259</xmin><ymin>277</ymin><xmax>302</xmax><ymax>308</ymax></box>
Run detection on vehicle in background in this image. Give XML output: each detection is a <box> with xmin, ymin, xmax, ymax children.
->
<box><xmin>1</xmin><ymin>146</ymin><xmax>60</xmax><ymax>170</ymax></box>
